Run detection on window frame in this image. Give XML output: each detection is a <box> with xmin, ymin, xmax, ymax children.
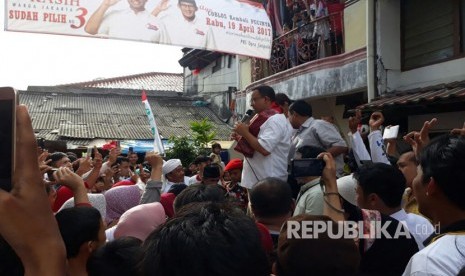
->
<box><xmin>401</xmin><ymin>0</ymin><xmax>465</xmax><ymax>71</ymax></box>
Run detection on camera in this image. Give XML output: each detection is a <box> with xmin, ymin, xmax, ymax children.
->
<box><xmin>291</xmin><ymin>158</ymin><xmax>326</xmax><ymax>177</ymax></box>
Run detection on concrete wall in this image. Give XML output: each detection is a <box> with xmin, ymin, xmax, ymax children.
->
<box><xmin>235</xmin><ymin>48</ymin><xmax>368</xmax><ymax>126</ymax></box>
<box><xmin>239</xmin><ymin>56</ymin><xmax>252</xmax><ymax>91</ymax></box>
<box><xmin>397</xmin><ymin>58</ymin><xmax>465</xmax><ymax>90</ymax></box>
<box><xmin>270</xmin><ymin>58</ymin><xmax>367</xmax><ymax>100</ymax></box>
<box><xmin>184</xmin><ymin>54</ymin><xmax>239</xmax><ymax>121</ymax></box>
<box><xmin>196</xmin><ymin>55</ymin><xmax>237</xmax><ymax>94</ymax></box>
<box><xmin>344</xmin><ymin>0</ymin><xmax>367</xmax><ymax>52</ymax></box>
<box><xmin>409</xmin><ymin>111</ymin><xmax>465</xmax><ymax>133</ymax></box>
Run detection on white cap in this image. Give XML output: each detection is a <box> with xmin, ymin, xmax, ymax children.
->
<box><xmin>337</xmin><ymin>174</ymin><xmax>358</xmax><ymax>206</ymax></box>
<box><xmin>162</xmin><ymin>159</ymin><xmax>182</xmax><ymax>175</ymax></box>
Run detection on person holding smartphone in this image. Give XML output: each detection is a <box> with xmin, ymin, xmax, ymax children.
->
<box><xmin>292</xmin><ymin>145</ymin><xmax>326</xmax><ymax>216</ymax></box>
<box><xmin>288</xmin><ymin>100</ymin><xmax>348</xmax><ymax>177</ymax></box>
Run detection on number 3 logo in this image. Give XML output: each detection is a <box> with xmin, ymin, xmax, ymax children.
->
<box><xmin>71</xmin><ymin>7</ymin><xmax>88</xmax><ymax>29</ymax></box>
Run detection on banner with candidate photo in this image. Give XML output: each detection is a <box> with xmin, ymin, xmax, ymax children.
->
<box><xmin>5</xmin><ymin>0</ymin><xmax>272</xmax><ymax>59</ymax></box>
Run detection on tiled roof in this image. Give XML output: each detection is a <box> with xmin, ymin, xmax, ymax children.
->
<box><xmin>22</xmin><ymin>88</ymin><xmax>231</xmax><ymax>143</ymax></box>
<box><xmin>356</xmin><ymin>81</ymin><xmax>465</xmax><ymax>111</ymax></box>
<box><xmin>56</xmin><ymin>72</ymin><xmax>184</xmax><ymax>93</ymax></box>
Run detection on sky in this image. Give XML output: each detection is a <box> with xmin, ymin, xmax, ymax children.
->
<box><xmin>0</xmin><ymin>2</ymin><xmax>184</xmax><ymax>90</ymax></box>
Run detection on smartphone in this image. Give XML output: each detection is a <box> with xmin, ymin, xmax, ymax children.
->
<box><xmin>291</xmin><ymin>158</ymin><xmax>325</xmax><ymax>177</ymax></box>
<box><xmin>360</xmin><ymin>160</ymin><xmax>374</xmax><ymax>166</ymax></box>
<box><xmin>87</xmin><ymin>147</ymin><xmax>93</xmax><ymax>158</ymax></box>
<box><xmin>0</xmin><ymin>87</ymin><xmax>17</xmax><ymax>191</ymax></box>
<box><xmin>383</xmin><ymin>125</ymin><xmax>399</xmax><ymax>140</ymax></box>
<box><xmin>47</xmin><ymin>168</ymin><xmax>58</xmax><ymax>182</ymax></box>
<box><xmin>37</xmin><ymin>138</ymin><xmax>45</xmax><ymax>149</ymax></box>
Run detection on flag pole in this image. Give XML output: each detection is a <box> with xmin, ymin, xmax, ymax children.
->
<box><xmin>142</xmin><ymin>90</ymin><xmax>165</xmax><ymax>156</ymax></box>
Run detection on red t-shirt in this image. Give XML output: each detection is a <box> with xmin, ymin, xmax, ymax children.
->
<box><xmin>52</xmin><ymin>182</ymin><xmax>90</xmax><ymax>213</ymax></box>
<box><xmin>327</xmin><ymin>3</ymin><xmax>344</xmax><ymax>35</ymax></box>
<box><xmin>112</xmin><ymin>179</ymin><xmax>136</xmax><ymax>188</ymax></box>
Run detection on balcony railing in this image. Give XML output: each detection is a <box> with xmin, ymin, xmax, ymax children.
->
<box><xmin>252</xmin><ymin>11</ymin><xmax>344</xmax><ymax>82</ymax></box>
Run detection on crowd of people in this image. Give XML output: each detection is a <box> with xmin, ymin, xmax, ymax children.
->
<box><xmin>1</xmin><ymin>85</ymin><xmax>465</xmax><ymax>275</ymax></box>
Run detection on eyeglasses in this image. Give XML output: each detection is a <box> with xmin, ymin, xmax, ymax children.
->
<box><xmin>251</xmin><ymin>96</ymin><xmax>265</xmax><ymax>103</ymax></box>
<box><xmin>180</xmin><ymin>3</ymin><xmax>196</xmax><ymax>9</ymax></box>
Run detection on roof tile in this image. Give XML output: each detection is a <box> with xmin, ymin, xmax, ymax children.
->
<box><xmin>56</xmin><ymin>72</ymin><xmax>183</xmax><ymax>93</ymax></box>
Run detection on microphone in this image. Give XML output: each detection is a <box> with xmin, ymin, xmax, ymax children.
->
<box><xmin>240</xmin><ymin>109</ymin><xmax>255</xmax><ymax>123</ymax></box>
<box><xmin>230</xmin><ymin>110</ymin><xmax>254</xmax><ymax>131</ymax></box>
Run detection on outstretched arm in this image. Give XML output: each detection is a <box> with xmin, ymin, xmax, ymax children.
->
<box><xmin>84</xmin><ymin>0</ymin><xmax>119</xmax><ymax>34</ymax></box>
<box><xmin>368</xmin><ymin>111</ymin><xmax>390</xmax><ymax>164</ymax></box>
<box><xmin>151</xmin><ymin>0</ymin><xmax>170</xmax><ymax>17</ymax></box>
<box><xmin>0</xmin><ymin>106</ymin><xmax>66</xmax><ymax>276</ymax></box>
<box><xmin>318</xmin><ymin>152</ymin><xmax>344</xmax><ymax>222</ymax></box>
<box><xmin>140</xmin><ymin>152</ymin><xmax>163</xmax><ymax>204</ymax></box>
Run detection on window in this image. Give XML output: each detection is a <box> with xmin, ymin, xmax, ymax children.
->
<box><xmin>402</xmin><ymin>0</ymin><xmax>465</xmax><ymax>70</ymax></box>
<box><xmin>212</xmin><ymin>57</ymin><xmax>222</xmax><ymax>73</ymax></box>
<box><xmin>227</xmin><ymin>55</ymin><xmax>234</xmax><ymax>68</ymax></box>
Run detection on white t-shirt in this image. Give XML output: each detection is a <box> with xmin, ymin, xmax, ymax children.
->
<box><xmin>368</xmin><ymin>130</ymin><xmax>390</xmax><ymax>165</ymax></box>
<box><xmin>241</xmin><ymin>113</ymin><xmax>292</xmax><ymax>189</ymax></box>
<box><xmin>391</xmin><ymin>209</ymin><xmax>435</xmax><ymax>250</ymax></box>
<box><xmin>289</xmin><ymin>117</ymin><xmax>347</xmax><ymax>176</ymax></box>
<box><xmin>161</xmin><ymin>176</ymin><xmax>190</xmax><ymax>193</ymax></box>
<box><xmin>161</xmin><ymin>14</ymin><xmax>216</xmax><ymax>50</ymax></box>
<box><xmin>99</xmin><ymin>9</ymin><xmax>167</xmax><ymax>42</ymax></box>
<box><xmin>403</xmin><ymin>235</ymin><xmax>465</xmax><ymax>276</ymax></box>
<box><xmin>105</xmin><ymin>225</ymin><xmax>116</xmax><ymax>242</ymax></box>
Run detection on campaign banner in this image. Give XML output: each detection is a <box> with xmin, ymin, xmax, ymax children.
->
<box><xmin>5</xmin><ymin>0</ymin><xmax>272</xmax><ymax>59</ymax></box>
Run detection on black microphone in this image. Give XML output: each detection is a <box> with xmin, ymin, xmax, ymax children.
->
<box><xmin>230</xmin><ymin>110</ymin><xmax>254</xmax><ymax>131</ymax></box>
<box><xmin>240</xmin><ymin>109</ymin><xmax>255</xmax><ymax>123</ymax></box>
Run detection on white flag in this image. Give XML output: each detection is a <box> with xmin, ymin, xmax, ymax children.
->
<box><xmin>142</xmin><ymin>91</ymin><xmax>165</xmax><ymax>155</ymax></box>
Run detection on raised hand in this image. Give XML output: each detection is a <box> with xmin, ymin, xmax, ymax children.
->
<box><xmin>38</xmin><ymin>151</ymin><xmax>53</xmax><ymax>175</ymax></box>
<box><xmin>145</xmin><ymin>151</ymin><xmax>163</xmax><ymax>167</ymax></box>
<box><xmin>451</xmin><ymin>122</ymin><xmax>465</xmax><ymax>136</ymax></box>
<box><xmin>369</xmin><ymin>111</ymin><xmax>384</xmax><ymax>131</ymax></box>
<box><xmin>348</xmin><ymin>109</ymin><xmax>361</xmax><ymax>134</ymax></box>
<box><xmin>92</xmin><ymin>147</ymin><xmax>103</xmax><ymax>170</ymax></box>
<box><xmin>102</xmin><ymin>0</ymin><xmax>120</xmax><ymax>7</ymax></box>
<box><xmin>75</xmin><ymin>156</ymin><xmax>93</xmax><ymax>176</ymax></box>
<box><xmin>108</xmin><ymin>146</ymin><xmax>120</xmax><ymax>166</ymax></box>
<box><xmin>0</xmin><ymin>105</ymin><xmax>66</xmax><ymax>275</ymax></box>
<box><xmin>145</xmin><ymin>152</ymin><xmax>163</xmax><ymax>181</ymax></box>
<box><xmin>152</xmin><ymin>0</ymin><xmax>171</xmax><ymax>16</ymax></box>
<box><xmin>54</xmin><ymin>167</ymin><xmax>85</xmax><ymax>192</ymax></box>
<box><xmin>404</xmin><ymin>118</ymin><xmax>438</xmax><ymax>160</ymax></box>
<box><xmin>317</xmin><ymin>152</ymin><xmax>337</xmax><ymax>187</ymax></box>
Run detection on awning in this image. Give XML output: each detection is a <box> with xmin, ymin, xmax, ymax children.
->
<box><xmin>120</xmin><ymin>140</ymin><xmax>173</xmax><ymax>154</ymax></box>
<box><xmin>355</xmin><ymin>82</ymin><xmax>465</xmax><ymax>112</ymax></box>
<box><xmin>178</xmin><ymin>49</ymin><xmax>222</xmax><ymax>71</ymax></box>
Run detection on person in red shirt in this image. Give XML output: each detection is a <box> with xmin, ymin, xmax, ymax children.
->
<box><xmin>327</xmin><ymin>0</ymin><xmax>345</xmax><ymax>55</ymax></box>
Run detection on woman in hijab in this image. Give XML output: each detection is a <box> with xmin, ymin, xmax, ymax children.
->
<box><xmin>104</xmin><ymin>185</ymin><xmax>142</xmax><ymax>227</ymax></box>
<box><xmin>113</xmin><ymin>202</ymin><xmax>166</xmax><ymax>242</ymax></box>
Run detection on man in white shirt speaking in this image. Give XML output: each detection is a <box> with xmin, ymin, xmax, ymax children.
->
<box><xmin>232</xmin><ymin>85</ymin><xmax>291</xmax><ymax>190</ymax></box>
